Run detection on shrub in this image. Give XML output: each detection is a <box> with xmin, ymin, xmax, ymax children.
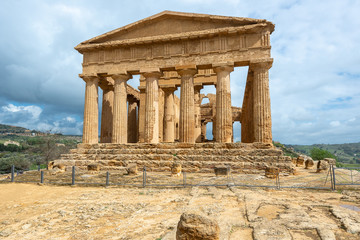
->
<box><xmin>0</xmin><ymin>154</ymin><xmax>31</xmax><ymax>173</ymax></box>
<box><xmin>310</xmin><ymin>147</ymin><xmax>336</xmax><ymax>161</ymax></box>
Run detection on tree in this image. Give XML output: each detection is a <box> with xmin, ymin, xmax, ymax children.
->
<box><xmin>310</xmin><ymin>147</ymin><xmax>336</xmax><ymax>161</ymax></box>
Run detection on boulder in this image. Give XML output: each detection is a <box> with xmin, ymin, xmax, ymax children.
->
<box><xmin>126</xmin><ymin>164</ymin><xmax>138</xmax><ymax>175</ymax></box>
<box><xmin>171</xmin><ymin>162</ymin><xmax>182</xmax><ymax>176</ymax></box>
<box><xmin>48</xmin><ymin>161</ymin><xmax>54</xmax><ymax>170</ymax></box>
<box><xmin>176</xmin><ymin>212</ymin><xmax>220</xmax><ymax>240</ymax></box>
<box><xmin>304</xmin><ymin>159</ymin><xmax>314</xmax><ymax>169</ymax></box>
<box><xmin>214</xmin><ymin>166</ymin><xmax>230</xmax><ymax>176</ymax></box>
<box><xmin>54</xmin><ymin>164</ymin><xmax>66</xmax><ymax>171</ymax></box>
<box><xmin>296</xmin><ymin>156</ymin><xmax>305</xmax><ymax>167</ymax></box>
<box><xmin>265</xmin><ymin>167</ymin><xmax>279</xmax><ymax>179</ymax></box>
<box><xmin>324</xmin><ymin>158</ymin><xmax>336</xmax><ymax>165</ymax></box>
<box><xmin>316</xmin><ymin>160</ymin><xmax>329</xmax><ymax>173</ymax></box>
<box><xmin>291</xmin><ymin>157</ymin><xmax>297</xmax><ymax>165</ymax></box>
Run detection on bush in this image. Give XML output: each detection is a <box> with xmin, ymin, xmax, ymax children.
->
<box><xmin>26</xmin><ymin>137</ymin><xmax>45</xmax><ymax>145</ymax></box>
<box><xmin>0</xmin><ymin>143</ymin><xmax>23</xmax><ymax>152</ymax></box>
<box><xmin>0</xmin><ymin>153</ymin><xmax>31</xmax><ymax>173</ymax></box>
<box><xmin>310</xmin><ymin>147</ymin><xmax>336</xmax><ymax>161</ymax></box>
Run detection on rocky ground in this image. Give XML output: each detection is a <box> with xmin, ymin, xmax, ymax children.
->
<box><xmin>0</xmin><ymin>183</ymin><xmax>359</xmax><ymax>240</ymax></box>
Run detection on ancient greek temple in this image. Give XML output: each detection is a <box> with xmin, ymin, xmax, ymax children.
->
<box><xmin>76</xmin><ymin>11</ymin><xmax>273</xmax><ymax>145</ymax></box>
<box><xmin>55</xmin><ymin>11</ymin><xmax>293</xmax><ymax>173</ymax></box>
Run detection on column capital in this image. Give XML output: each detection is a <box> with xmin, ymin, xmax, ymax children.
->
<box><xmin>79</xmin><ymin>74</ymin><xmax>99</xmax><ymax>83</ymax></box>
<box><xmin>140</xmin><ymin>68</ymin><xmax>162</xmax><ymax>79</ymax></box>
<box><xmin>110</xmin><ymin>73</ymin><xmax>132</xmax><ymax>82</ymax></box>
<box><xmin>176</xmin><ymin>68</ymin><xmax>198</xmax><ymax>77</ymax></box>
<box><xmin>161</xmin><ymin>85</ymin><xmax>177</xmax><ymax>93</ymax></box>
<box><xmin>213</xmin><ymin>62</ymin><xmax>234</xmax><ymax>74</ymax></box>
<box><xmin>176</xmin><ymin>65</ymin><xmax>198</xmax><ymax>77</ymax></box>
<box><xmin>213</xmin><ymin>65</ymin><xmax>234</xmax><ymax>74</ymax></box>
<box><xmin>249</xmin><ymin>58</ymin><xmax>273</xmax><ymax>70</ymax></box>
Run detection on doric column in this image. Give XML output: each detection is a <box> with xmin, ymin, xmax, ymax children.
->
<box><xmin>138</xmin><ymin>87</ymin><xmax>146</xmax><ymax>143</ymax></box>
<box><xmin>158</xmin><ymin>88</ymin><xmax>164</xmax><ymax>142</ymax></box>
<box><xmin>81</xmin><ymin>75</ymin><xmax>99</xmax><ymax>144</ymax></box>
<box><xmin>201</xmin><ymin>120</ymin><xmax>207</xmax><ymax>142</ymax></box>
<box><xmin>162</xmin><ymin>87</ymin><xmax>177</xmax><ymax>142</ymax></box>
<box><xmin>100</xmin><ymin>84</ymin><xmax>114</xmax><ymax>143</ymax></box>
<box><xmin>250</xmin><ymin>59</ymin><xmax>273</xmax><ymax>143</ymax></box>
<box><xmin>174</xmin><ymin>101</ymin><xmax>180</xmax><ymax>141</ymax></box>
<box><xmin>213</xmin><ymin>64</ymin><xmax>234</xmax><ymax>143</ymax></box>
<box><xmin>194</xmin><ymin>85</ymin><xmax>203</xmax><ymax>143</ymax></box>
<box><xmin>127</xmin><ymin>96</ymin><xmax>138</xmax><ymax>143</ymax></box>
<box><xmin>177</xmin><ymin>66</ymin><xmax>197</xmax><ymax>143</ymax></box>
<box><xmin>142</xmin><ymin>69</ymin><xmax>162</xmax><ymax>143</ymax></box>
<box><xmin>111</xmin><ymin>73</ymin><xmax>132</xmax><ymax>144</ymax></box>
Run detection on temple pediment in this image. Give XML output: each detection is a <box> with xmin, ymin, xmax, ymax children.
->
<box><xmin>76</xmin><ymin>11</ymin><xmax>274</xmax><ymax>50</ymax></box>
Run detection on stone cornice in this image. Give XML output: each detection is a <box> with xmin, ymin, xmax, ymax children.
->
<box><xmin>75</xmin><ymin>23</ymin><xmax>273</xmax><ymax>53</ymax></box>
<box><xmin>79</xmin><ymin>11</ymin><xmax>274</xmax><ymax>45</ymax></box>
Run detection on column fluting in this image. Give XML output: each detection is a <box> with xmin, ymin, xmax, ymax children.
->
<box><xmin>214</xmin><ymin>65</ymin><xmax>234</xmax><ymax>143</ymax></box>
<box><xmin>177</xmin><ymin>68</ymin><xmax>197</xmax><ymax>143</ymax></box>
<box><xmin>81</xmin><ymin>75</ymin><xmax>99</xmax><ymax>144</ymax></box>
<box><xmin>111</xmin><ymin>74</ymin><xmax>131</xmax><ymax>144</ymax></box>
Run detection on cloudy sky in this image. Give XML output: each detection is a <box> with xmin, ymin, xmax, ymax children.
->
<box><xmin>0</xmin><ymin>0</ymin><xmax>359</xmax><ymax>144</ymax></box>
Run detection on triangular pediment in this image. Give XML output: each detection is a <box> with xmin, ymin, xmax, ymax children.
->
<box><xmin>80</xmin><ymin>11</ymin><xmax>273</xmax><ymax>45</ymax></box>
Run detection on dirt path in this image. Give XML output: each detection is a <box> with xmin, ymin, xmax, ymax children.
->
<box><xmin>0</xmin><ymin>183</ymin><xmax>359</xmax><ymax>239</ymax></box>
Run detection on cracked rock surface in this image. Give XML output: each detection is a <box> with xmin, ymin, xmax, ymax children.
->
<box><xmin>0</xmin><ymin>183</ymin><xmax>359</xmax><ymax>239</ymax></box>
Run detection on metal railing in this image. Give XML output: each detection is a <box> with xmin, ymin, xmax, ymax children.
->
<box><xmin>1</xmin><ymin>165</ymin><xmax>359</xmax><ymax>191</ymax></box>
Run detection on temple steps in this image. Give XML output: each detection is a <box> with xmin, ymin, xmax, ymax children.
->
<box><xmin>54</xmin><ymin>142</ymin><xmax>294</xmax><ymax>174</ymax></box>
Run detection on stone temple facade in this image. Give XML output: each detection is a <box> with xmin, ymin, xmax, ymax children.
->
<box><xmin>55</xmin><ymin>11</ymin><xmax>294</xmax><ymax>173</ymax></box>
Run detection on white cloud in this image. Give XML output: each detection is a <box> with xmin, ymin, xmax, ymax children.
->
<box><xmin>2</xmin><ymin>104</ymin><xmax>42</xmax><ymax>119</ymax></box>
<box><xmin>0</xmin><ymin>103</ymin><xmax>83</xmax><ymax>135</ymax></box>
<box><xmin>330</xmin><ymin>121</ymin><xmax>340</xmax><ymax>127</ymax></box>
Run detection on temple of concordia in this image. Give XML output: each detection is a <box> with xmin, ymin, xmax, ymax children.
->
<box><xmin>55</xmin><ymin>11</ymin><xmax>294</xmax><ymax>173</ymax></box>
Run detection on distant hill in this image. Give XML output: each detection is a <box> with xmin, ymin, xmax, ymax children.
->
<box><xmin>0</xmin><ymin>124</ymin><xmax>29</xmax><ymax>134</ymax></box>
<box><xmin>287</xmin><ymin>143</ymin><xmax>360</xmax><ymax>164</ymax></box>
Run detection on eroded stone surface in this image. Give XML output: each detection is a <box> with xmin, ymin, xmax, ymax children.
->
<box><xmin>1</xmin><ymin>183</ymin><xmax>359</xmax><ymax>240</ymax></box>
<box><xmin>176</xmin><ymin>212</ymin><xmax>220</xmax><ymax>240</ymax></box>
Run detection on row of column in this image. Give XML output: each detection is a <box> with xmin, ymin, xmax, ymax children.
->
<box><xmin>81</xmin><ymin>60</ymin><xmax>272</xmax><ymax>144</ymax></box>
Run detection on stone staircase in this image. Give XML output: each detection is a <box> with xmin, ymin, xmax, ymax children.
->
<box><xmin>54</xmin><ymin>142</ymin><xmax>294</xmax><ymax>174</ymax></box>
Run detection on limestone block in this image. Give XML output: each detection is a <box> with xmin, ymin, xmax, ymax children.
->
<box><xmin>171</xmin><ymin>162</ymin><xmax>182</xmax><ymax>176</ymax></box>
<box><xmin>87</xmin><ymin>164</ymin><xmax>100</xmax><ymax>171</ymax></box>
<box><xmin>48</xmin><ymin>161</ymin><xmax>54</xmax><ymax>170</ymax></box>
<box><xmin>316</xmin><ymin>160</ymin><xmax>329</xmax><ymax>173</ymax></box>
<box><xmin>304</xmin><ymin>159</ymin><xmax>314</xmax><ymax>169</ymax></box>
<box><xmin>324</xmin><ymin>158</ymin><xmax>336</xmax><ymax>165</ymax></box>
<box><xmin>214</xmin><ymin>166</ymin><xmax>230</xmax><ymax>176</ymax></box>
<box><xmin>265</xmin><ymin>166</ymin><xmax>279</xmax><ymax>178</ymax></box>
<box><xmin>54</xmin><ymin>164</ymin><xmax>66</xmax><ymax>171</ymax></box>
<box><xmin>126</xmin><ymin>164</ymin><xmax>138</xmax><ymax>175</ymax></box>
<box><xmin>64</xmin><ymin>166</ymin><xmax>80</xmax><ymax>172</ymax></box>
<box><xmin>296</xmin><ymin>156</ymin><xmax>305</xmax><ymax>167</ymax></box>
<box><xmin>176</xmin><ymin>212</ymin><xmax>220</xmax><ymax>240</ymax></box>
